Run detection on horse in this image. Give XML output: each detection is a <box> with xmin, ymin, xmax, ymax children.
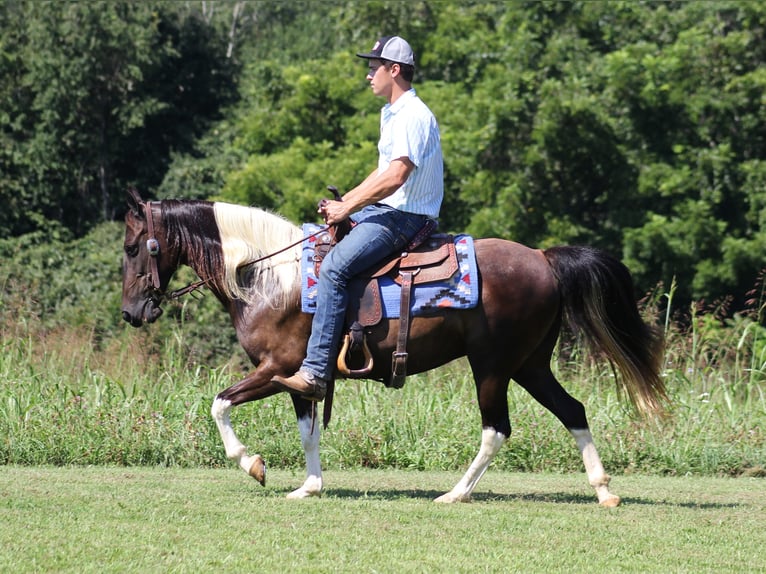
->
<box><xmin>121</xmin><ymin>188</ymin><xmax>666</xmax><ymax>506</ymax></box>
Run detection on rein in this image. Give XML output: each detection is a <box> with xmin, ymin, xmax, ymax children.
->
<box><xmin>142</xmin><ymin>199</ymin><xmax>329</xmax><ymax>301</ymax></box>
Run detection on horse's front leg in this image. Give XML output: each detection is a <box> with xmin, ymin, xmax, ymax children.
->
<box><xmin>210</xmin><ymin>370</ymin><xmax>279</xmax><ymax>485</ymax></box>
<box><xmin>286</xmin><ymin>397</ymin><xmax>323</xmax><ymax>499</ymax></box>
<box><xmin>210</xmin><ymin>395</ymin><xmax>266</xmax><ymax>483</ymax></box>
<box><xmin>210</xmin><ymin>369</ymin><xmax>324</xmax><ymax>499</ymax></box>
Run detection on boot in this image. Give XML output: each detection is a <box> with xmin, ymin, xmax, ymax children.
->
<box><xmin>271</xmin><ymin>371</ymin><xmax>327</xmax><ymax>402</ymax></box>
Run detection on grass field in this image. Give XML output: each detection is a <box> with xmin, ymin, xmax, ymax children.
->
<box><xmin>1</xmin><ymin>282</ymin><xmax>765</xmax><ymax>572</ymax></box>
<box><xmin>2</xmin><ymin>466</ymin><xmax>764</xmax><ymax>573</ymax></box>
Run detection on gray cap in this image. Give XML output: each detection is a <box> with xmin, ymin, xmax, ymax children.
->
<box><xmin>356</xmin><ymin>36</ymin><xmax>415</xmax><ymax>66</ymax></box>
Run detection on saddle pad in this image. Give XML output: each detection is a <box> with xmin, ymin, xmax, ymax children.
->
<box><xmin>301</xmin><ymin>224</ymin><xmax>479</xmax><ymax>318</ymax></box>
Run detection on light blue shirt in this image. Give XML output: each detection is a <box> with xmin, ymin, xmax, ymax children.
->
<box><xmin>377</xmin><ymin>88</ymin><xmax>443</xmax><ymax>218</ymax></box>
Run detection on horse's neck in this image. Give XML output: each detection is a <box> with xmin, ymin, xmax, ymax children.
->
<box><xmin>209</xmin><ymin>202</ymin><xmax>303</xmax><ymax>310</ymax></box>
<box><xmin>157</xmin><ymin>200</ymin><xmax>225</xmax><ymax>296</ymax></box>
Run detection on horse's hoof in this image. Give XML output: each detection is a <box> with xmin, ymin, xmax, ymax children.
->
<box><xmin>434</xmin><ymin>492</ymin><xmax>471</xmax><ymax>503</ymax></box>
<box><xmin>286</xmin><ymin>476</ymin><xmax>322</xmax><ymax>499</ymax></box>
<box><xmin>248</xmin><ymin>455</ymin><xmax>266</xmax><ymax>486</ymax></box>
<box><xmin>286</xmin><ymin>488</ymin><xmax>321</xmax><ymax>500</ymax></box>
<box><xmin>599</xmin><ymin>494</ymin><xmax>621</xmax><ymax>508</ymax></box>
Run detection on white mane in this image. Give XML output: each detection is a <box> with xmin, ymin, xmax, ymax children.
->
<box><xmin>213</xmin><ymin>202</ymin><xmax>303</xmax><ymax>308</ymax></box>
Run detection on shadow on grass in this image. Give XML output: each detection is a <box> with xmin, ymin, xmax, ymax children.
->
<box><xmin>619</xmin><ymin>497</ymin><xmax>742</xmax><ymax>509</ymax></box>
<box><xmin>265</xmin><ymin>487</ymin><xmax>744</xmax><ymax>508</ymax></box>
<box><xmin>269</xmin><ymin>487</ymin><xmax>598</xmax><ymax>504</ymax></box>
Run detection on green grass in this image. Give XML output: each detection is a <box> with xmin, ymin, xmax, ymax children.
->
<box><xmin>1</xmin><ymin>466</ymin><xmax>764</xmax><ymax>573</ymax></box>
<box><xmin>1</xmin><ymin>320</ymin><xmax>765</xmax><ymax>477</ymax></box>
<box><xmin>1</xmin><ymin>295</ymin><xmax>765</xmax><ymax>572</ymax></box>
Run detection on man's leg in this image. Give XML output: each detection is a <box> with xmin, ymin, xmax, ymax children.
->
<box><xmin>272</xmin><ymin>206</ymin><xmax>428</xmax><ymax>399</ymax></box>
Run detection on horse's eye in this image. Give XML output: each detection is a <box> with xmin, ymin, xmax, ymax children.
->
<box><xmin>125</xmin><ymin>244</ymin><xmax>139</xmax><ymax>257</ymax></box>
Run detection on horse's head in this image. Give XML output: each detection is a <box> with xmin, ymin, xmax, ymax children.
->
<box><xmin>121</xmin><ymin>189</ymin><xmax>174</xmax><ymax>327</ymax></box>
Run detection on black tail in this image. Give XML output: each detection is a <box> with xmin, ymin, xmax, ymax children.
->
<box><xmin>544</xmin><ymin>246</ymin><xmax>667</xmax><ymax>416</ymax></box>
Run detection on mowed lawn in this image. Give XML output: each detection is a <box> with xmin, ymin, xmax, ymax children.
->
<box><xmin>1</xmin><ymin>466</ymin><xmax>764</xmax><ymax>573</ymax></box>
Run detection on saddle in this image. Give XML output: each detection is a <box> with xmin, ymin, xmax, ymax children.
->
<box><xmin>312</xmin><ymin>219</ymin><xmax>458</xmax><ymax>389</ymax></box>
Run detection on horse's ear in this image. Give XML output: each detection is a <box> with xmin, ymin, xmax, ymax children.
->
<box><xmin>127</xmin><ymin>188</ymin><xmax>144</xmax><ymax>218</ymax></box>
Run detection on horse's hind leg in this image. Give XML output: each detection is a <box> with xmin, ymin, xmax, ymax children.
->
<box><xmin>436</xmin><ymin>368</ymin><xmax>511</xmax><ymax>503</ymax></box>
<box><xmin>570</xmin><ymin>428</ymin><xmax>620</xmax><ymax>507</ymax></box>
<box><xmin>435</xmin><ymin>426</ymin><xmax>507</xmax><ymax>503</ymax></box>
<box><xmin>515</xmin><ymin>366</ymin><xmax>620</xmax><ymax>507</ymax></box>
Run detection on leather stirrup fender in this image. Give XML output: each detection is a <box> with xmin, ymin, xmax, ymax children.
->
<box><xmin>390</xmin><ymin>269</ymin><xmax>417</xmax><ymax>388</ymax></box>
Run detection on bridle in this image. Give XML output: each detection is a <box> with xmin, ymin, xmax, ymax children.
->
<box><xmin>144</xmin><ymin>201</ymin><xmax>162</xmax><ymax>291</ymax></box>
<box><xmin>140</xmin><ymin>199</ymin><xmax>329</xmax><ymax>301</ymax></box>
<box><xmin>142</xmin><ymin>200</ymin><xmax>204</xmax><ymax>301</ymax></box>
<box><xmin>142</xmin><ymin>199</ymin><xmax>215</xmax><ymax>301</ymax></box>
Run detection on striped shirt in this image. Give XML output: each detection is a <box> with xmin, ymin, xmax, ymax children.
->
<box><xmin>377</xmin><ymin>88</ymin><xmax>443</xmax><ymax>218</ymax></box>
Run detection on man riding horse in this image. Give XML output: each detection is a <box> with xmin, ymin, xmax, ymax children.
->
<box><xmin>272</xmin><ymin>35</ymin><xmax>444</xmax><ymax>401</ymax></box>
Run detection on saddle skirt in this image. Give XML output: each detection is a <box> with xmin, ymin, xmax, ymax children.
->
<box><xmin>300</xmin><ymin>223</ymin><xmax>479</xmax><ymax>320</ymax></box>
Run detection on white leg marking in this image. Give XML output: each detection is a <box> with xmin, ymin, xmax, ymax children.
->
<box><xmin>571</xmin><ymin>428</ymin><xmax>620</xmax><ymax>507</ymax></box>
<box><xmin>211</xmin><ymin>397</ymin><xmax>263</xmax><ymax>476</ymax></box>
<box><xmin>435</xmin><ymin>427</ymin><xmax>506</xmax><ymax>503</ymax></box>
<box><xmin>286</xmin><ymin>414</ymin><xmax>323</xmax><ymax>499</ymax></box>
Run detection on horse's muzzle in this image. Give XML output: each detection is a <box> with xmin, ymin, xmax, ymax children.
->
<box><xmin>122</xmin><ymin>300</ymin><xmax>163</xmax><ymax>327</ymax></box>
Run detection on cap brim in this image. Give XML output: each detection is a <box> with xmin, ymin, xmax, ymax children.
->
<box><xmin>356</xmin><ymin>52</ymin><xmax>378</xmax><ymax>59</ymax></box>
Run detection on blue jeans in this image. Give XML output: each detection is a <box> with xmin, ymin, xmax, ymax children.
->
<box><xmin>301</xmin><ymin>204</ymin><xmax>431</xmax><ymax>381</ymax></box>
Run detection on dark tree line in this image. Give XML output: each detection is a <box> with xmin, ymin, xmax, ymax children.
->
<box><xmin>2</xmin><ymin>1</ymin><xmax>765</xmax><ymax>313</ymax></box>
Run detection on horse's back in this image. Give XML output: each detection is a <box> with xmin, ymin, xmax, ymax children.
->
<box><xmin>474</xmin><ymin>238</ymin><xmax>558</xmax><ymax>301</ymax></box>
<box><xmin>363</xmin><ymin>237</ymin><xmax>562</xmax><ymax>377</ymax></box>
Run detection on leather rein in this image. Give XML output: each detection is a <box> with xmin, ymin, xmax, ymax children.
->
<box><xmin>142</xmin><ymin>199</ymin><xmax>328</xmax><ymax>301</ymax></box>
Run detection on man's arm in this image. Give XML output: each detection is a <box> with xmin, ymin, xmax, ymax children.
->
<box><xmin>320</xmin><ymin>157</ymin><xmax>414</xmax><ymax>225</ymax></box>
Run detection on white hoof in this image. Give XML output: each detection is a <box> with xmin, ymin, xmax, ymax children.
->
<box><xmin>599</xmin><ymin>494</ymin><xmax>621</xmax><ymax>508</ymax></box>
<box><xmin>434</xmin><ymin>491</ymin><xmax>472</xmax><ymax>503</ymax></box>
<box><xmin>286</xmin><ymin>475</ymin><xmax>322</xmax><ymax>499</ymax></box>
<box><xmin>286</xmin><ymin>487</ymin><xmax>322</xmax><ymax>500</ymax></box>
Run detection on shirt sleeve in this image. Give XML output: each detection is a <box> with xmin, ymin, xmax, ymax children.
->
<box><xmin>389</xmin><ymin>107</ymin><xmax>431</xmax><ymax>168</ymax></box>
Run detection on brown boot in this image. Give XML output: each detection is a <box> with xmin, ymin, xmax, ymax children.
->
<box><xmin>271</xmin><ymin>371</ymin><xmax>327</xmax><ymax>402</ymax></box>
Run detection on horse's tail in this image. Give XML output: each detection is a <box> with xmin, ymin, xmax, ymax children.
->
<box><xmin>543</xmin><ymin>245</ymin><xmax>668</xmax><ymax>417</ymax></box>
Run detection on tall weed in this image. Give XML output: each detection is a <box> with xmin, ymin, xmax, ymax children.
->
<box><xmin>1</xmin><ymin>276</ymin><xmax>764</xmax><ymax>476</ymax></box>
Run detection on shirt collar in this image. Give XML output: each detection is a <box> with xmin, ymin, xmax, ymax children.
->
<box><xmin>383</xmin><ymin>88</ymin><xmax>416</xmax><ymax>115</ymax></box>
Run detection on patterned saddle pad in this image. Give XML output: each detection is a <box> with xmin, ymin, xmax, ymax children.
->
<box><xmin>300</xmin><ymin>223</ymin><xmax>479</xmax><ymax>319</ymax></box>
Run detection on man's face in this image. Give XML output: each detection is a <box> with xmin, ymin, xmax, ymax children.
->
<box><xmin>366</xmin><ymin>59</ymin><xmax>394</xmax><ymax>98</ymax></box>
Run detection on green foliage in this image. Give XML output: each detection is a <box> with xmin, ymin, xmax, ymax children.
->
<box><xmin>210</xmin><ymin>54</ymin><xmax>380</xmax><ymax>220</ymax></box>
<box><xmin>0</xmin><ymin>222</ymin><xmax>122</xmax><ymax>331</ymax></box>
<box><xmin>3</xmin><ymin>1</ymin><xmax>766</xmax><ymax>319</ymax></box>
<box><xmin>4</xmin><ymin>2</ymin><xmax>765</xmax><ymax>482</ymax></box>
<box><xmin>0</xmin><ymin>1</ymin><xmax>239</xmax><ymax>236</ymax></box>
<box><xmin>0</xmin><ymin>220</ymin><xmax>240</xmax><ymax>367</ymax></box>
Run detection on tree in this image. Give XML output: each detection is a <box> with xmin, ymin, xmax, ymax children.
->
<box><xmin>612</xmin><ymin>2</ymin><xmax>766</xmax><ymax>304</ymax></box>
<box><xmin>0</xmin><ymin>1</ymin><xmax>37</xmax><ymax>238</ymax></box>
<box><xmin>0</xmin><ymin>2</ymin><xmax>239</xmax><ymax>237</ymax></box>
<box><xmin>5</xmin><ymin>0</ymin><xmax>759</xmax><ymax>313</ymax></box>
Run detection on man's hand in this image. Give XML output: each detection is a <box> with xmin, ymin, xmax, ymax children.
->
<box><xmin>318</xmin><ymin>199</ymin><xmax>351</xmax><ymax>226</ymax></box>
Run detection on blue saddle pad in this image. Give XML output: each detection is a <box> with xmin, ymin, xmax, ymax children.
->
<box><xmin>300</xmin><ymin>223</ymin><xmax>479</xmax><ymax>318</ymax></box>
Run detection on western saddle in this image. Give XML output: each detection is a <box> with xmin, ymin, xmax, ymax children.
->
<box><xmin>312</xmin><ymin>210</ymin><xmax>458</xmax><ymax>389</ymax></box>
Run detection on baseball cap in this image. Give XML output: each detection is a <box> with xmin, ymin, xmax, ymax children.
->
<box><xmin>356</xmin><ymin>36</ymin><xmax>415</xmax><ymax>66</ymax></box>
